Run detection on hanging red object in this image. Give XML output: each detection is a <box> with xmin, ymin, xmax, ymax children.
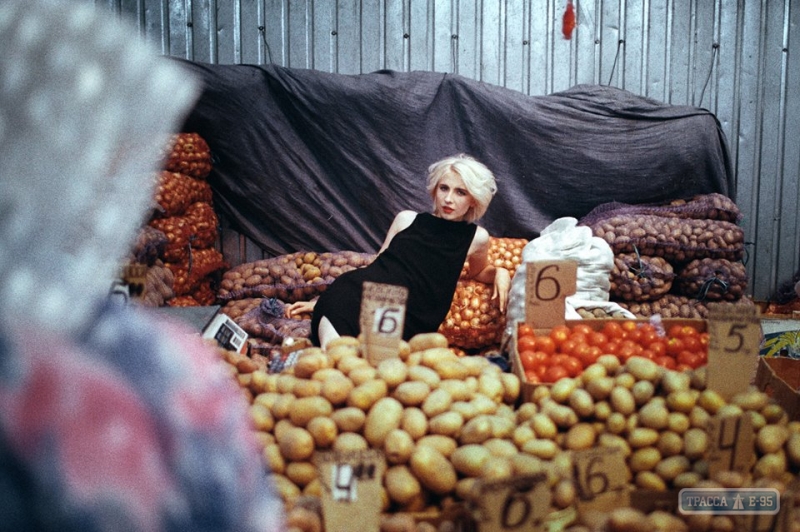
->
<box><xmin>562</xmin><ymin>0</ymin><xmax>576</xmax><ymax>40</ymax></box>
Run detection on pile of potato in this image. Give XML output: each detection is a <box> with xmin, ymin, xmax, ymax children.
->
<box><xmin>218</xmin><ymin>251</ymin><xmax>375</xmax><ymax>303</ymax></box>
<box><xmin>219</xmin><ymin>331</ymin><xmax>800</xmax><ymax>532</ymax></box>
<box><xmin>580</xmin><ymin>194</ymin><xmax>750</xmax><ymax>319</ymax></box>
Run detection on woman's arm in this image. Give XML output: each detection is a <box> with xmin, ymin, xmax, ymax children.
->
<box><xmin>465</xmin><ymin>227</ymin><xmax>511</xmax><ymax>312</ymax></box>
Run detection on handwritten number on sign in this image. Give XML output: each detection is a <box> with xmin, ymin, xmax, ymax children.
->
<box><xmin>500</xmin><ymin>486</ymin><xmax>533</xmax><ymax>528</ymax></box>
<box><xmin>374</xmin><ymin>307</ymin><xmax>401</xmax><ymax>335</ymax></box>
<box><xmin>533</xmin><ymin>264</ymin><xmax>562</xmax><ymax>302</ymax></box>
<box><xmin>333</xmin><ymin>464</ymin><xmax>355</xmax><ymax>501</ymax></box>
<box><xmin>575</xmin><ymin>456</ymin><xmax>610</xmax><ymax>501</ymax></box>
<box><xmin>724</xmin><ymin>323</ymin><xmax>747</xmax><ymax>352</ymax></box>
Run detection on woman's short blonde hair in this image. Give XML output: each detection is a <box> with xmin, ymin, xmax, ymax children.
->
<box><xmin>426</xmin><ymin>153</ymin><xmax>498</xmax><ymax>223</ymax></box>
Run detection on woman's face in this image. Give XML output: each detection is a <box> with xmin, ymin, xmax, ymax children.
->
<box><xmin>433</xmin><ymin>171</ymin><xmax>474</xmax><ymax>221</ymax></box>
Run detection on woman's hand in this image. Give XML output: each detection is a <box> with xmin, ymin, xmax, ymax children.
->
<box><xmin>492</xmin><ymin>267</ymin><xmax>511</xmax><ymax>313</ymax></box>
<box><xmin>284</xmin><ymin>300</ymin><xmax>316</xmax><ymax>319</ymax></box>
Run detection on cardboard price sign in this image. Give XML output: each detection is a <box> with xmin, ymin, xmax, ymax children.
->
<box><xmin>706</xmin><ymin>303</ymin><xmax>761</xmax><ymax>399</ymax></box>
<box><xmin>315</xmin><ymin>449</ymin><xmax>385</xmax><ymax>532</ymax></box>
<box><xmin>707</xmin><ymin>414</ymin><xmax>755</xmax><ymax>479</ymax></box>
<box><xmin>359</xmin><ymin>281</ymin><xmax>408</xmax><ymax>365</ymax></box>
<box><xmin>473</xmin><ymin>473</ymin><xmax>551</xmax><ymax>531</ymax></box>
<box><xmin>572</xmin><ymin>447</ymin><xmax>630</xmax><ymax>512</ymax></box>
<box><xmin>524</xmin><ymin>260</ymin><xmax>577</xmax><ymax>329</ymax></box>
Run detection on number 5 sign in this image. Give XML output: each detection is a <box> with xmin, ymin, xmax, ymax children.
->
<box><xmin>360</xmin><ymin>282</ymin><xmax>409</xmax><ymax>365</ymax></box>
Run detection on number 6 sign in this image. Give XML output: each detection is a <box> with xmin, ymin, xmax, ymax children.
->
<box><xmin>524</xmin><ymin>260</ymin><xmax>578</xmax><ymax>329</ymax></box>
<box><xmin>360</xmin><ymin>282</ymin><xmax>409</xmax><ymax>365</ymax></box>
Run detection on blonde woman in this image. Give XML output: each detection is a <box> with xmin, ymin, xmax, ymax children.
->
<box><xmin>287</xmin><ymin>154</ymin><xmax>510</xmax><ymax>349</ymax></box>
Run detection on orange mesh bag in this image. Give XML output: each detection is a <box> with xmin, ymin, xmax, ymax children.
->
<box><xmin>185</xmin><ymin>201</ymin><xmax>219</xmax><ymax>249</ymax></box>
<box><xmin>190</xmin><ymin>279</ymin><xmax>217</xmax><ymax>306</ymax></box>
<box><xmin>167</xmin><ymin>295</ymin><xmax>200</xmax><ymax>307</ymax></box>
<box><xmin>461</xmin><ymin>237</ymin><xmax>528</xmax><ymax>278</ymax></box>
<box><xmin>153</xmin><ymin>171</ymin><xmax>196</xmax><ymax>217</ymax></box>
<box><xmin>162</xmin><ymin>132</ymin><xmax>213</xmax><ymax>179</ymax></box>
<box><xmin>148</xmin><ymin>215</ymin><xmax>192</xmax><ymax>262</ymax></box>
<box><xmin>187</xmin><ymin>177</ymin><xmax>213</xmax><ymax>204</ymax></box>
<box><xmin>439</xmin><ymin>280</ymin><xmax>505</xmax><ymax>350</ymax></box>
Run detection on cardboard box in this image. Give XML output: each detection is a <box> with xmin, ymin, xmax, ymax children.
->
<box><xmin>755</xmin><ymin>356</ymin><xmax>800</xmax><ymax>420</ymax></box>
<box><xmin>509</xmin><ymin>318</ymin><xmax>707</xmax><ymax>404</ymax></box>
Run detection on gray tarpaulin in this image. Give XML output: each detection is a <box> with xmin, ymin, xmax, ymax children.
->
<box><xmin>175</xmin><ymin>59</ymin><xmax>734</xmax><ymax>257</ymax></box>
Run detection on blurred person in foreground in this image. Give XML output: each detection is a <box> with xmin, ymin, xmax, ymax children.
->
<box><xmin>0</xmin><ymin>0</ymin><xmax>284</xmax><ymax>530</ymax></box>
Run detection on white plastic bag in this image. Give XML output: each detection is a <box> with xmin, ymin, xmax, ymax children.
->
<box><xmin>503</xmin><ymin>217</ymin><xmax>615</xmax><ymax>345</ymax></box>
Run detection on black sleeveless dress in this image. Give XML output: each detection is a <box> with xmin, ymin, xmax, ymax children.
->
<box><xmin>310</xmin><ymin>212</ymin><xmax>477</xmax><ymax>345</ymax></box>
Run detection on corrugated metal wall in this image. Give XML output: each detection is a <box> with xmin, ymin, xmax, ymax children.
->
<box><xmin>103</xmin><ymin>0</ymin><xmax>800</xmax><ymax>303</ymax></box>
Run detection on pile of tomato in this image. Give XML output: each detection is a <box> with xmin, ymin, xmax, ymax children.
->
<box><xmin>517</xmin><ymin>320</ymin><xmax>709</xmax><ymax>384</ymax></box>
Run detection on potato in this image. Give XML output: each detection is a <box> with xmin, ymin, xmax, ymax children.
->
<box><xmin>320</xmin><ymin>375</ymin><xmax>354</xmax><ymax>406</ymax></box>
<box><xmin>364</xmin><ymin>397</ymin><xmax>404</xmax><ymax>447</ymax></box>
<box><xmin>569</xmin><ymin>388</ymin><xmax>595</xmax><ymax>418</ymax></box>
<box><xmin>348</xmin><ymin>379</ymin><xmax>388</xmax><ymax>410</ymax></box>
<box><xmin>272</xmin><ymin>473</ymin><xmax>302</xmax><ymax>501</ymax></box>
<box><xmin>438</xmin><ymin>379</ymin><xmax>473</xmax><ymax>401</ymax></box>
<box><xmin>285</xmin><ymin>461</ymin><xmax>318</xmax><ymax>488</ymax></box>
<box><xmin>638</xmin><ymin>400</ymin><xmax>669</xmax><ymax>430</ymax></box>
<box><xmin>434</xmin><ymin>359</ymin><xmax>470</xmax><ymax>380</ymax></box>
<box><xmin>421</xmin><ymin>388</ymin><xmax>453</xmax><ymax>418</ymax></box>
<box><xmin>410</xmin><ymin>445</ymin><xmax>457</xmax><ymax>494</ymax></box>
<box><xmin>408</xmin><ymin>332</ymin><xmax>449</xmax><ymax>352</ymax></box>
<box><xmin>392</xmin><ymin>381</ymin><xmax>431</xmax><ymax>406</ymax></box>
<box><xmin>428</xmin><ymin>411</ymin><xmax>464</xmax><ymax>437</ymax></box>
<box><xmin>510</xmin><ymin>453</ymin><xmax>545</xmax><ymax>476</ymax></box>
<box><xmin>250</xmin><ymin>403</ymin><xmax>275</xmax><ymax>432</ymax></box>
<box><xmin>480</xmin><ymin>455</ymin><xmax>513</xmax><ymax>481</ymax></box>
<box><xmin>384</xmin><ymin>429</ymin><xmax>414</xmax><ymax>464</ymax></box>
<box><xmin>306</xmin><ymin>416</ymin><xmax>338</xmax><ymax>448</ymax></box>
<box><xmin>500</xmin><ymin>372</ymin><xmax>522</xmax><ymax>404</ymax></box>
<box><xmin>293</xmin><ymin>378</ymin><xmax>323</xmax><ymax>398</ymax></box>
<box><xmin>521</xmin><ymin>439</ymin><xmax>559</xmax><ymax>460</ymax></box>
<box><xmin>635</xmin><ymin>470</ymin><xmax>667</xmax><ymax>491</ymax></box>
<box><xmin>293</xmin><ymin>349</ymin><xmax>330</xmax><ymax>379</ymax></box>
<box><xmin>384</xmin><ymin>465</ymin><xmax>422</xmax><ymax>505</ymax></box>
<box><xmin>400</xmin><ymin>407</ymin><xmax>428</xmax><ymax>440</ymax></box>
<box><xmin>655</xmin><ymin>455</ymin><xmax>691</xmax><ymax>482</ymax></box>
<box><xmin>629</xmin><ymin>447</ymin><xmax>661</xmax><ymax>472</ymax></box>
<box><xmin>416</xmin><ymin>434</ymin><xmax>458</xmax><ymax>457</ymax></box>
<box><xmin>289</xmin><ymin>396</ymin><xmax>333</xmax><ymax>427</ymax></box>
<box><xmin>263</xmin><ymin>443</ymin><xmax>286</xmax><ymax>474</ymax></box>
<box><xmin>406</xmin><ymin>365</ymin><xmax>441</xmax><ymax>389</ymax></box>
<box><xmin>683</xmin><ymin>427</ymin><xmax>709</xmax><ymax>460</ymax></box>
<box><xmin>610</xmin><ymin>386</ymin><xmax>636</xmax><ymax>416</ymax></box>
<box><xmin>349</xmin><ymin>365</ymin><xmax>378</xmax><ymax>385</ymax></box>
<box><xmin>477</xmin><ymin>373</ymin><xmax>505</xmax><ymax>403</ymax></box>
<box><xmin>606</xmin><ymin>507</ymin><xmax>650</xmax><ymax>532</ymax></box>
<box><xmin>757</xmin><ymin>424</ymin><xmax>789</xmax><ymax>454</ymax></box>
<box><xmin>330</xmin><ymin>407</ymin><xmax>367</xmax><ymax>433</ymax></box>
<box><xmin>376</xmin><ymin>358</ymin><xmax>408</xmax><ymax>388</ymax></box>
<box><xmin>564</xmin><ymin>423</ymin><xmax>597</xmax><ymax>450</ymax></box>
<box><xmin>450</xmin><ymin>444</ymin><xmax>492</xmax><ymax>477</ymax></box>
<box><xmin>628</xmin><ymin>428</ymin><xmax>660</xmax><ymax>449</ymax></box>
<box><xmin>459</xmin><ymin>415</ymin><xmax>493</xmax><ymax>444</ymax></box>
<box><xmin>271</xmin><ymin>393</ymin><xmax>296</xmax><ymax>419</ymax></box>
<box><xmin>332</xmin><ymin>432</ymin><xmax>369</xmax><ymax>452</ymax></box>
<box><xmin>278</xmin><ymin>426</ymin><xmax>315</xmax><ymax>461</ymax></box>
<box><xmin>483</xmin><ymin>438</ymin><xmax>519</xmax><ymax>458</ymax></box>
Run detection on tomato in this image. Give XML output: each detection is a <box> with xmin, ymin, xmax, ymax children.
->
<box><xmin>680</xmin><ymin>325</ymin><xmax>700</xmax><ymax>338</ymax></box>
<box><xmin>570</xmin><ymin>323</ymin><xmax>595</xmax><ymax>337</ymax></box>
<box><xmin>524</xmin><ymin>370</ymin><xmax>540</xmax><ymax>383</ymax></box>
<box><xmin>519</xmin><ymin>349</ymin><xmax>538</xmax><ymax>371</ymax></box>
<box><xmin>570</xmin><ymin>343</ymin><xmax>591</xmax><ymax>364</ymax></box>
<box><xmin>675</xmin><ymin>363</ymin><xmax>693</xmax><ymax>372</ymax></box>
<box><xmin>534</xmin><ymin>335</ymin><xmax>557</xmax><ymax>355</ymax></box>
<box><xmin>640</xmin><ymin>329</ymin><xmax>661</xmax><ymax>347</ymax></box>
<box><xmin>677</xmin><ymin>350</ymin><xmax>703</xmax><ymax>369</ymax></box>
<box><xmin>587</xmin><ymin>331</ymin><xmax>609</xmax><ymax>349</ymax></box>
<box><xmin>561</xmin><ymin>356</ymin><xmax>583</xmax><ymax>377</ymax></box>
<box><xmin>550</xmin><ymin>353</ymin><xmax>571</xmax><ymax>366</ymax></box>
<box><xmin>668</xmin><ymin>324</ymin><xmax>684</xmax><ymax>338</ymax></box>
<box><xmin>568</xmin><ymin>332</ymin><xmax>588</xmax><ymax>347</ymax></box>
<box><xmin>604</xmin><ymin>339</ymin><xmax>621</xmax><ymax>355</ymax></box>
<box><xmin>699</xmin><ymin>332</ymin><xmax>710</xmax><ymax>348</ymax></box>
<box><xmin>518</xmin><ymin>323</ymin><xmax>536</xmax><ymax>337</ymax></box>
<box><xmin>666</xmin><ymin>337</ymin><xmax>685</xmax><ymax>356</ymax></box>
<box><xmin>648</xmin><ymin>340</ymin><xmax>666</xmax><ymax>358</ymax></box>
<box><xmin>550</xmin><ymin>325</ymin><xmax>571</xmax><ymax>346</ymax></box>
<box><xmin>542</xmin><ymin>365</ymin><xmax>569</xmax><ymax>383</ymax></box>
<box><xmin>517</xmin><ymin>334</ymin><xmax>537</xmax><ymax>353</ymax></box>
<box><xmin>559</xmin><ymin>339</ymin><xmax>579</xmax><ymax>357</ymax></box>
<box><xmin>655</xmin><ymin>355</ymin><xmax>677</xmax><ymax>370</ymax></box>
<box><xmin>617</xmin><ymin>344</ymin><xmax>637</xmax><ymax>361</ymax></box>
<box><xmin>602</xmin><ymin>321</ymin><xmax>625</xmax><ymax>340</ymax></box>
<box><xmin>621</xmin><ymin>320</ymin><xmax>638</xmax><ymax>335</ymax></box>
<box><xmin>579</xmin><ymin>346</ymin><xmax>602</xmax><ymax>368</ymax></box>
<box><xmin>681</xmin><ymin>335</ymin><xmax>701</xmax><ymax>352</ymax></box>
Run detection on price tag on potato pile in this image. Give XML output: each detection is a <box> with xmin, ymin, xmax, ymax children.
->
<box><xmin>572</xmin><ymin>447</ymin><xmax>630</xmax><ymax>512</ymax></box>
<box><xmin>473</xmin><ymin>474</ymin><xmax>551</xmax><ymax>531</ymax></box>
<box><xmin>315</xmin><ymin>450</ymin><xmax>385</xmax><ymax>532</ymax></box>
<box><xmin>524</xmin><ymin>260</ymin><xmax>577</xmax><ymax>329</ymax></box>
<box><xmin>359</xmin><ymin>281</ymin><xmax>408</xmax><ymax>365</ymax></box>
<box><xmin>706</xmin><ymin>302</ymin><xmax>761</xmax><ymax>400</ymax></box>
<box><xmin>707</xmin><ymin>414</ymin><xmax>755</xmax><ymax>479</ymax></box>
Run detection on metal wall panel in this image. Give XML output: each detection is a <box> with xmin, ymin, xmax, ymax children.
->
<box><xmin>104</xmin><ymin>0</ymin><xmax>800</xmax><ymax>302</ymax></box>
